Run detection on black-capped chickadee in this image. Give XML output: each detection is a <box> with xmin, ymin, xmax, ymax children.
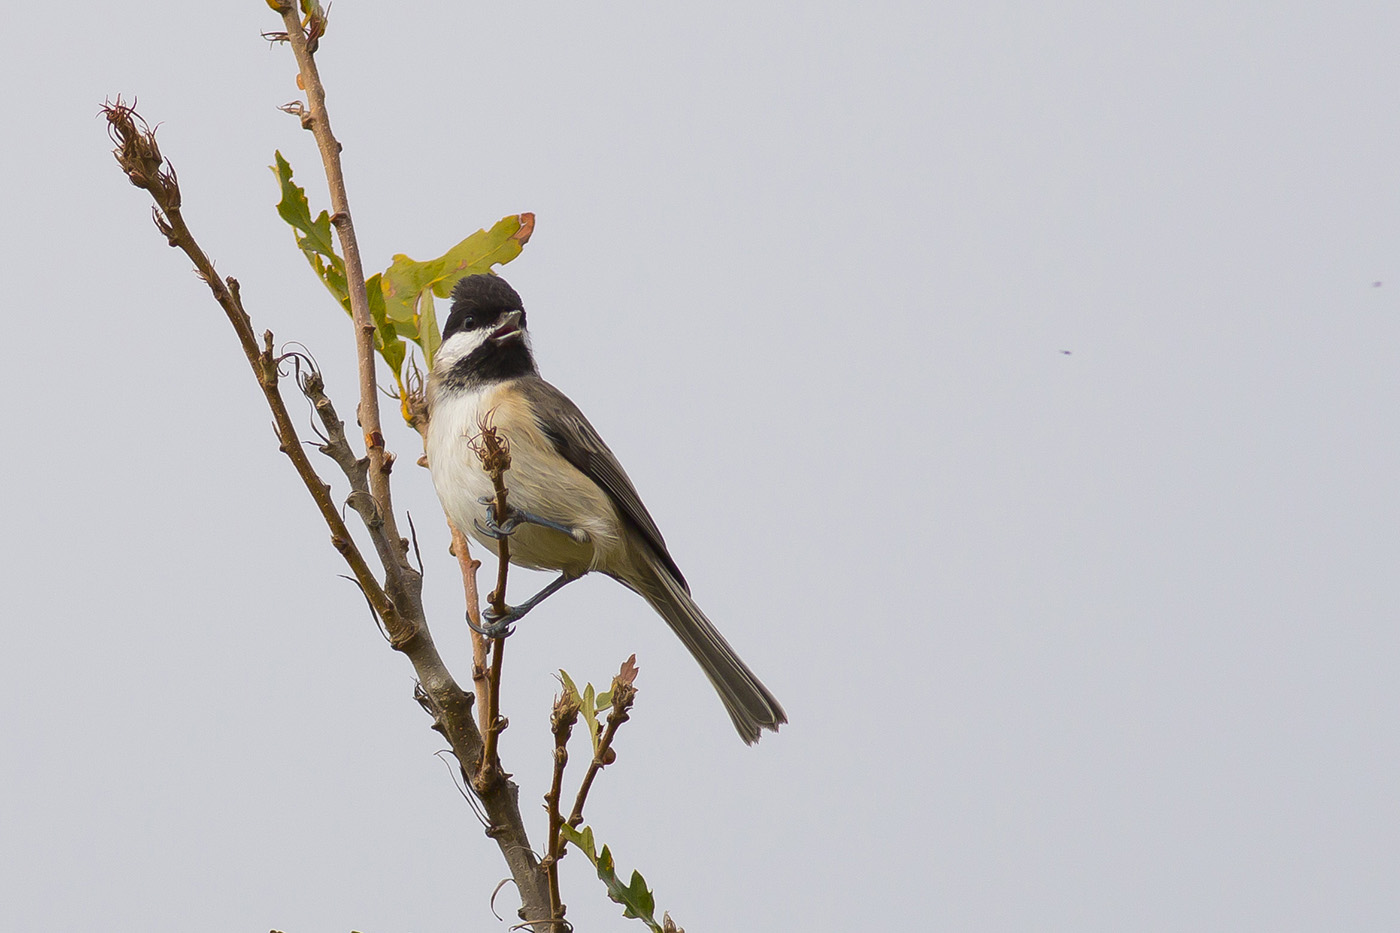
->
<box><xmin>425</xmin><ymin>274</ymin><xmax>786</xmax><ymax>744</ymax></box>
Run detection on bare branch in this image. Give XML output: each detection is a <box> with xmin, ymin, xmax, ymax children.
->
<box><xmin>544</xmin><ymin>689</ymin><xmax>582</xmax><ymax>931</ymax></box>
<box><xmin>273</xmin><ymin>2</ymin><xmax>411</xmax><ymax>602</ymax></box>
<box><xmin>102</xmin><ymin>99</ymin><xmax>391</xmax><ymax>630</ymax></box>
<box><xmin>103</xmin><ymin>96</ymin><xmax>553</xmax><ymax>930</ymax></box>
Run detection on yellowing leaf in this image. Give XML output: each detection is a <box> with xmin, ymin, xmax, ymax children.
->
<box><xmin>379</xmin><ymin>213</ymin><xmax>534</xmax><ymax>366</ymax></box>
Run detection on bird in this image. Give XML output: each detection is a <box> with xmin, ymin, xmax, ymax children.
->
<box><xmin>425</xmin><ymin>274</ymin><xmax>787</xmax><ymax>744</ymax></box>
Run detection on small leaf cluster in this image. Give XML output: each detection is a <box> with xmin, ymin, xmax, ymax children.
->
<box><xmin>558</xmin><ymin>669</ymin><xmax>616</xmax><ymax>758</ymax></box>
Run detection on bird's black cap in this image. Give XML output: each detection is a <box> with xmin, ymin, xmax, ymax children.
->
<box><xmin>443</xmin><ymin>274</ymin><xmax>524</xmax><ymax>341</ymax></box>
<box><xmin>453</xmin><ymin>274</ymin><xmax>521</xmax><ymax>309</ymax></box>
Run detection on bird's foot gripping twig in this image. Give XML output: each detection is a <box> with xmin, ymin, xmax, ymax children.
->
<box><xmin>473</xmin><ymin>498</ymin><xmax>590</xmax><ymax>542</ymax></box>
<box><xmin>467</xmin><ymin>572</ymin><xmax>582</xmax><ymax>640</ymax></box>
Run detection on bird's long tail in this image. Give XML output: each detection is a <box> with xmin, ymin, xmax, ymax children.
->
<box><xmin>623</xmin><ymin>552</ymin><xmax>787</xmax><ymax>744</ymax></box>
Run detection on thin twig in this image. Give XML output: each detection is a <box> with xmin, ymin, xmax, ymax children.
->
<box><xmin>544</xmin><ymin>690</ymin><xmax>581</xmax><ymax>930</ymax></box>
<box><xmin>102</xmin><ymin>99</ymin><xmax>394</xmax><ymax>631</ymax></box>
<box><xmin>448</xmin><ymin>521</ymin><xmax>492</xmax><ymax>729</ymax></box>
<box><xmin>478</xmin><ymin>424</ymin><xmax>514</xmax><ymax>619</ymax></box>
<box><xmin>474</xmin><ymin>423</ymin><xmax>514</xmax><ymax>782</ymax></box>
<box><xmin>481</xmin><ymin>639</ymin><xmax>508</xmax><ymax>784</ymax></box>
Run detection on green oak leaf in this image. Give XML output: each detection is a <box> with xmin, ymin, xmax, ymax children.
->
<box><xmin>560</xmin><ymin>825</ymin><xmax>668</xmax><ymax>933</ymax></box>
<box><xmin>273</xmin><ymin>150</ymin><xmax>347</xmax><ymax>304</ymax></box>
<box><xmin>272</xmin><ymin>154</ymin><xmax>406</xmax><ymax>394</ymax></box>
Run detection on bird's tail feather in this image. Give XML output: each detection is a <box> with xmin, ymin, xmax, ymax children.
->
<box><xmin>626</xmin><ymin>553</ymin><xmax>787</xmax><ymax>744</ymax></box>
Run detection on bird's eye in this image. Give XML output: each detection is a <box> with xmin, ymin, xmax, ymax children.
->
<box><xmin>459</xmin><ymin>316</ymin><xmax>475</xmax><ymax>328</ymax></box>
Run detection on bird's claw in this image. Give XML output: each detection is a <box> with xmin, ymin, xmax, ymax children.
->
<box><xmin>467</xmin><ymin>606</ymin><xmax>515</xmax><ymax>639</ymax></box>
<box><xmin>473</xmin><ymin>518</ymin><xmax>512</xmax><ymax>540</ymax></box>
<box><xmin>473</xmin><ymin>500</ymin><xmax>524</xmax><ymax>539</ymax></box>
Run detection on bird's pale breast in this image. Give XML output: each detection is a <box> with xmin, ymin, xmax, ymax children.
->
<box><xmin>426</xmin><ymin>379</ymin><xmax>622</xmax><ymax>576</ymax></box>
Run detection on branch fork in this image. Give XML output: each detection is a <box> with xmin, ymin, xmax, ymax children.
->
<box><xmin>104</xmin><ymin>8</ymin><xmax>668</xmax><ymax>928</ymax></box>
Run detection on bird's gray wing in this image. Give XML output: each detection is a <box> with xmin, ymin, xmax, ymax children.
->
<box><xmin>516</xmin><ymin>376</ymin><xmax>689</xmax><ymax>591</ymax></box>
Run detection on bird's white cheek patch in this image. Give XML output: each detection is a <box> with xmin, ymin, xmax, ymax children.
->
<box><xmin>435</xmin><ymin>330</ymin><xmax>490</xmax><ymax>368</ymax></box>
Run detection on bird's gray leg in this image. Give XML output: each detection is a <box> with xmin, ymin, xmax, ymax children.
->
<box><xmin>473</xmin><ymin>498</ymin><xmax>590</xmax><ymax>543</ymax></box>
<box><xmin>468</xmin><ymin>572</ymin><xmax>582</xmax><ymax>638</ymax></box>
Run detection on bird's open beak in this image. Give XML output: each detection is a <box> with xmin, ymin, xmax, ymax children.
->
<box><xmin>490</xmin><ymin>310</ymin><xmax>524</xmax><ymax>345</ymax></box>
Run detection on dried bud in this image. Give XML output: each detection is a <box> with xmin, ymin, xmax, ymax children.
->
<box><xmin>102</xmin><ymin>98</ymin><xmax>180</xmax><ymax>213</ymax></box>
<box><xmin>551</xmin><ymin>691</ymin><xmax>581</xmax><ymax>736</ymax></box>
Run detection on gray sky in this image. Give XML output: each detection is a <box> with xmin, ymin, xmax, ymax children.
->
<box><xmin>5</xmin><ymin>2</ymin><xmax>1399</xmax><ymax>930</ymax></box>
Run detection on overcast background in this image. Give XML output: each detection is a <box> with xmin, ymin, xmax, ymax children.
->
<box><xmin>4</xmin><ymin>2</ymin><xmax>1399</xmax><ymax>931</ymax></box>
